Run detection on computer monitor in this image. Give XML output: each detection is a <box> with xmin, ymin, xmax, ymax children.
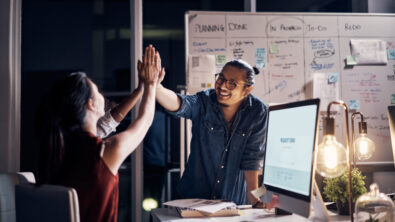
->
<box><xmin>261</xmin><ymin>98</ymin><xmax>320</xmax><ymax>218</ymax></box>
<box><xmin>388</xmin><ymin>106</ymin><xmax>395</xmax><ymax>167</ymax></box>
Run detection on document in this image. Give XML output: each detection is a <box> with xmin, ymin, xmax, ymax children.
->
<box><xmin>350</xmin><ymin>39</ymin><xmax>388</xmax><ymax>65</ymax></box>
<box><xmin>163</xmin><ymin>199</ymin><xmax>236</xmax><ymax>214</ymax></box>
<box><xmin>188</xmin><ymin>55</ymin><xmax>216</xmax><ymax>94</ymax></box>
<box><xmin>313</xmin><ymin>73</ymin><xmax>339</xmax><ymax>111</ymax></box>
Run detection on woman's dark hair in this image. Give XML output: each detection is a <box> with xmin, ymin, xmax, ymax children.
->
<box><xmin>224</xmin><ymin>59</ymin><xmax>260</xmax><ymax>86</ymax></box>
<box><xmin>38</xmin><ymin>72</ymin><xmax>92</xmax><ymax>184</ymax></box>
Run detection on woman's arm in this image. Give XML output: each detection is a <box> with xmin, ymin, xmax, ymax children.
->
<box><xmin>110</xmin><ymin>81</ymin><xmax>144</xmax><ymax>123</ymax></box>
<box><xmin>102</xmin><ymin>45</ymin><xmax>159</xmax><ymax>175</ymax></box>
<box><xmin>96</xmin><ymin>63</ymin><xmax>145</xmax><ymax>138</ymax></box>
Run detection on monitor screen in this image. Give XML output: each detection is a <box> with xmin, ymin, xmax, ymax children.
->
<box><xmin>263</xmin><ymin>99</ymin><xmax>319</xmax><ymax>201</ymax></box>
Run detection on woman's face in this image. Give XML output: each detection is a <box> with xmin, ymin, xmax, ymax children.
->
<box><xmin>88</xmin><ymin>79</ymin><xmax>105</xmax><ymax>118</ymax></box>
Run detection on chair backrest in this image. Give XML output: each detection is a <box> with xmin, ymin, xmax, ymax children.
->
<box><xmin>0</xmin><ymin>172</ymin><xmax>35</xmax><ymax>222</ymax></box>
<box><xmin>15</xmin><ymin>183</ymin><xmax>80</xmax><ymax>222</ymax></box>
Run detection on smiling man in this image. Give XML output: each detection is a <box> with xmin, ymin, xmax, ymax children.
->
<box><xmin>156</xmin><ymin>59</ymin><xmax>268</xmax><ymax>205</ymax></box>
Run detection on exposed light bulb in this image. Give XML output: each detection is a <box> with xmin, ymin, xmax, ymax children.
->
<box><xmin>324</xmin><ymin>145</ymin><xmax>337</xmax><ymax>169</ymax></box>
<box><xmin>359</xmin><ymin>140</ymin><xmax>368</xmax><ymax>155</ymax></box>
<box><xmin>316</xmin><ymin>135</ymin><xmax>347</xmax><ymax>178</ymax></box>
<box><xmin>354</xmin><ymin>133</ymin><xmax>375</xmax><ymax>160</ymax></box>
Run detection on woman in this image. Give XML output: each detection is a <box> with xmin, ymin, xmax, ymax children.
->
<box><xmin>38</xmin><ymin>45</ymin><xmax>163</xmax><ymax>222</ymax></box>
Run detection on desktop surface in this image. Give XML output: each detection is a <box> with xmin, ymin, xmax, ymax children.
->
<box><xmin>151</xmin><ymin>207</ymin><xmax>350</xmax><ymax>222</ymax></box>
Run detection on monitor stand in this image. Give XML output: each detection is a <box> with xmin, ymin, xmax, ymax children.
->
<box><xmin>310</xmin><ymin>181</ymin><xmax>330</xmax><ymax>222</ymax></box>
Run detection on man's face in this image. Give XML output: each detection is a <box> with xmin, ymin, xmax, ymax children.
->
<box><xmin>215</xmin><ymin>65</ymin><xmax>251</xmax><ymax>107</ymax></box>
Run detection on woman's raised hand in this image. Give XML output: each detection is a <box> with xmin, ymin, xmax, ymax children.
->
<box><xmin>140</xmin><ymin>45</ymin><xmax>160</xmax><ymax>85</ymax></box>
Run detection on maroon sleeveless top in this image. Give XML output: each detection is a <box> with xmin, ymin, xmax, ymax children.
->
<box><xmin>56</xmin><ymin>132</ymin><xmax>119</xmax><ymax>222</ymax></box>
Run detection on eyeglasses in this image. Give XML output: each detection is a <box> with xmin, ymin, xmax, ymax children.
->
<box><xmin>215</xmin><ymin>73</ymin><xmax>246</xmax><ymax>90</ymax></box>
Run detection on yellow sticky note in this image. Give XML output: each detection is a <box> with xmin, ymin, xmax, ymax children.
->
<box><xmin>346</xmin><ymin>55</ymin><xmax>357</xmax><ymax>65</ymax></box>
<box><xmin>269</xmin><ymin>44</ymin><xmax>279</xmax><ymax>54</ymax></box>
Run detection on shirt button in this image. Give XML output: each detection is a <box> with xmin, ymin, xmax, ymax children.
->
<box><xmin>211</xmin><ymin>127</ymin><xmax>214</xmax><ymax>130</ymax></box>
<box><xmin>225</xmin><ymin>149</ymin><xmax>228</xmax><ymax>152</ymax></box>
<box><xmin>221</xmin><ymin>165</ymin><xmax>224</xmax><ymax>168</ymax></box>
<box><xmin>217</xmin><ymin>180</ymin><xmax>220</xmax><ymax>183</ymax></box>
<box><xmin>242</xmin><ymin>133</ymin><xmax>245</xmax><ymax>136</ymax></box>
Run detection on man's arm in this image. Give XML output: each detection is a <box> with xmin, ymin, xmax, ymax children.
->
<box><xmin>244</xmin><ymin>170</ymin><xmax>260</xmax><ymax>205</ymax></box>
<box><xmin>152</xmin><ymin>51</ymin><xmax>181</xmax><ymax>112</ymax></box>
<box><xmin>156</xmin><ymin>83</ymin><xmax>181</xmax><ymax>112</ymax></box>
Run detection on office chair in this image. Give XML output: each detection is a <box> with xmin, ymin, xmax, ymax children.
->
<box><xmin>0</xmin><ymin>172</ymin><xmax>35</xmax><ymax>222</ymax></box>
<box><xmin>15</xmin><ymin>183</ymin><xmax>80</xmax><ymax>222</ymax></box>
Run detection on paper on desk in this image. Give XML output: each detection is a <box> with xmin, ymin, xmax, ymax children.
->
<box><xmin>350</xmin><ymin>39</ymin><xmax>388</xmax><ymax>65</ymax></box>
<box><xmin>250</xmin><ymin>186</ymin><xmax>266</xmax><ymax>200</ymax></box>
<box><xmin>163</xmin><ymin>199</ymin><xmax>236</xmax><ymax>214</ymax></box>
<box><xmin>313</xmin><ymin>73</ymin><xmax>339</xmax><ymax>112</ymax></box>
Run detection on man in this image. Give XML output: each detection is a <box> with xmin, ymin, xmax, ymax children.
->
<box><xmin>156</xmin><ymin>59</ymin><xmax>268</xmax><ymax>205</ymax></box>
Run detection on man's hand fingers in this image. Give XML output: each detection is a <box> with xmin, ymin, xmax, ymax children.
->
<box><xmin>144</xmin><ymin>46</ymin><xmax>149</xmax><ymax>65</ymax></box>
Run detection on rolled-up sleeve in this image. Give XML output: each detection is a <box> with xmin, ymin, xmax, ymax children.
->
<box><xmin>240</xmin><ymin>106</ymin><xmax>268</xmax><ymax>171</ymax></box>
<box><xmin>167</xmin><ymin>93</ymin><xmax>201</xmax><ymax>120</ymax></box>
<box><xmin>97</xmin><ymin>110</ymin><xmax>120</xmax><ymax>138</ymax></box>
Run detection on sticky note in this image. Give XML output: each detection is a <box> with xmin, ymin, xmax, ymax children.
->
<box><xmin>346</xmin><ymin>55</ymin><xmax>357</xmax><ymax>65</ymax></box>
<box><xmin>349</xmin><ymin>100</ymin><xmax>360</xmax><ymax>110</ymax></box>
<box><xmin>256</xmin><ymin>48</ymin><xmax>266</xmax><ymax>68</ymax></box>
<box><xmin>392</xmin><ymin>94</ymin><xmax>395</xmax><ymax>104</ymax></box>
<box><xmin>388</xmin><ymin>50</ymin><xmax>395</xmax><ymax>60</ymax></box>
<box><xmin>215</xmin><ymin>55</ymin><xmax>226</xmax><ymax>65</ymax></box>
<box><xmin>269</xmin><ymin>44</ymin><xmax>279</xmax><ymax>54</ymax></box>
<box><xmin>328</xmin><ymin>72</ymin><xmax>339</xmax><ymax>83</ymax></box>
<box><xmin>207</xmin><ymin>83</ymin><xmax>212</xmax><ymax>88</ymax></box>
<box><xmin>256</xmin><ymin>48</ymin><xmax>266</xmax><ymax>58</ymax></box>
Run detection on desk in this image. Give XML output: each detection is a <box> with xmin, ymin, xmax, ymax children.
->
<box><xmin>152</xmin><ymin>208</ymin><xmax>350</xmax><ymax>222</ymax></box>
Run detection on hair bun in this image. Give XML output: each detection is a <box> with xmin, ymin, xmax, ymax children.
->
<box><xmin>252</xmin><ymin>67</ymin><xmax>260</xmax><ymax>75</ymax></box>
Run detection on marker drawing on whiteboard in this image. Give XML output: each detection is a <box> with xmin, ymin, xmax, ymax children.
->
<box><xmin>263</xmin><ymin>80</ymin><xmax>287</xmax><ymax>97</ymax></box>
<box><xmin>194</xmin><ymin>24</ymin><xmax>225</xmax><ymax>33</ymax></box>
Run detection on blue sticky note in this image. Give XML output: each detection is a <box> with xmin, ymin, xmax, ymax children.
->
<box><xmin>328</xmin><ymin>72</ymin><xmax>338</xmax><ymax>83</ymax></box>
<box><xmin>388</xmin><ymin>50</ymin><xmax>395</xmax><ymax>60</ymax></box>
<box><xmin>256</xmin><ymin>48</ymin><xmax>266</xmax><ymax>68</ymax></box>
<box><xmin>349</xmin><ymin>100</ymin><xmax>360</xmax><ymax>110</ymax></box>
<box><xmin>387</xmin><ymin>49</ymin><xmax>395</xmax><ymax>60</ymax></box>
<box><xmin>256</xmin><ymin>48</ymin><xmax>266</xmax><ymax>58</ymax></box>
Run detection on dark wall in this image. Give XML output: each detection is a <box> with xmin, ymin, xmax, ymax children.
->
<box><xmin>21</xmin><ymin>0</ymin><xmax>132</xmax><ymax>172</ymax></box>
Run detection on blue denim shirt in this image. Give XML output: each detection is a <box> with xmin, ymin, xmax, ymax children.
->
<box><xmin>169</xmin><ymin>89</ymin><xmax>268</xmax><ymax>204</ymax></box>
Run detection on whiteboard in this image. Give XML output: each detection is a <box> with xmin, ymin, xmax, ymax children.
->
<box><xmin>185</xmin><ymin>11</ymin><xmax>395</xmax><ymax>164</ymax></box>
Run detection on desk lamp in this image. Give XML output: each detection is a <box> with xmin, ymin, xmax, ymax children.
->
<box><xmin>316</xmin><ymin>101</ymin><xmax>354</xmax><ymax>222</ymax></box>
<box><xmin>351</xmin><ymin>112</ymin><xmax>375</xmax><ymax>164</ymax></box>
